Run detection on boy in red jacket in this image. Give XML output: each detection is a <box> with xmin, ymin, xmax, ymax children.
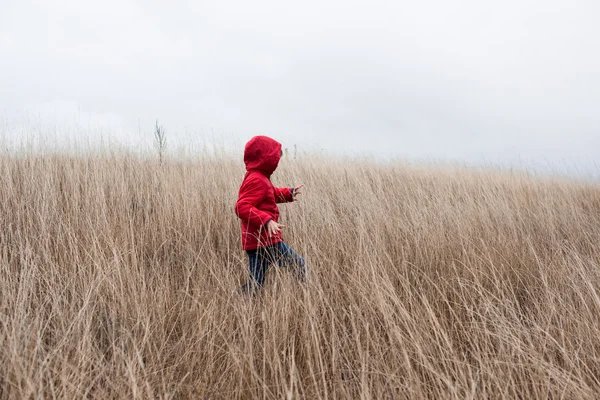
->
<box><xmin>235</xmin><ymin>136</ymin><xmax>307</xmax><ymax>293</ymax></box>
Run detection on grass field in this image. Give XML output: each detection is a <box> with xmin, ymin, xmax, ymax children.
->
<box><xmin>1</xmin><ymin>150</ymin><xmax>599</xmax><ymax>399</ymax></box>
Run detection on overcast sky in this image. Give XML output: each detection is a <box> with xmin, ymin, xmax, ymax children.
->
<box><xmin>1</xmin><ymin>0</ymin><xmax>599</xmax><ymax>174</ymax></box>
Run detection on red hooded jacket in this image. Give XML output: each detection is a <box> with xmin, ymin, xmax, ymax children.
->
<box><xmin>235</xmin><ymin>136</ymin><xmax>294</xmax><ymax>250</ymax></box>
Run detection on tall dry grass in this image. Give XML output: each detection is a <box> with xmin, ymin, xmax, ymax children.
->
<box><xmin>0</xmin><ymin>149</ymin><xmax>599</xmax><ymax>399</ymax></box>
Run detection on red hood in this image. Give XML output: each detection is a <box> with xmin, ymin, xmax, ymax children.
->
<box><xmin>244</xmin><ymin>136</ymin><xmax>282</xmax><ymax>176</ymax></box>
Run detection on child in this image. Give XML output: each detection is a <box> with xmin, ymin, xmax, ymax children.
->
<box><xmin>235</xmin><ymin>136</ymin><xmax>307</xmax><ymax>293</ymax></box>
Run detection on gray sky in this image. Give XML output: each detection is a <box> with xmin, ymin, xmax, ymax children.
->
<box><xmin>1</xmin><ymin>0</ymin><xmax>599</xmax><ymax>175</ymax></box>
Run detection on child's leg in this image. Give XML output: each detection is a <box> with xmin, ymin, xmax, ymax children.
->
<box><xmin>273</xmin><ymin>242</ymin><xmax>308</xmax><ymax>281</ymax></box>
<box><xmin>240</xmin><ymin>247</ymin><xmax>270</xmax><ymax>293</ymax></box>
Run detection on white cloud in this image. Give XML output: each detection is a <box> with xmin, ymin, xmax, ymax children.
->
<box><xmin>0</xmin><ymin>0</ymin><xmax>598</xmax><ymax>174</ymax></box>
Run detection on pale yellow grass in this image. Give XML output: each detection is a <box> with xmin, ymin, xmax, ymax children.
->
<box><xmin>1</xmin><ymin>151</ymin><xmax>599</xmax><ymax>399</ymax></box>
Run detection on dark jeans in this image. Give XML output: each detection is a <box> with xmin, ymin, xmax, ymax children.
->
<box><xmin>241</xmin><ymin>242</ymin><xmax>307</xmax><ymax>293</ymax></box>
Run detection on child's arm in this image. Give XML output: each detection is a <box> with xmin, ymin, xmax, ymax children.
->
<box><xmin>274</xmin><ymin>187</ymin><xmax>294</xmax><ymax>203</ymax></box>
<box><xmin>235</xmin><ymin>177</ymin><xmax>272</xmax><ymax>227</ymax></box>
<box><xmin>274</xmin><ymin>184</ymin><xmax>304</xmax><ymax>203</ymax></box>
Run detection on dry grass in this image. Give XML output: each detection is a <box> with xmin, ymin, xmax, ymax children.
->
<box><xmin>1</xmin><ymin>149</ymin><xmax>599</xmax><ymax>399</ymax></box>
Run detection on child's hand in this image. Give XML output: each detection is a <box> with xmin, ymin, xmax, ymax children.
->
<box><xmin>293</xmin><ymin>184</ymin><xmax>304</xmax><ymax>201</ymax></box>
<box><xmin>266</xmin><ymin>220</ymin><xmax>286</xmax><ymax>236</ymax></box>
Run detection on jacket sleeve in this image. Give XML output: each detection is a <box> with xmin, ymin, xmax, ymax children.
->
<box><xmin>235</xmin><ymin>176</ymin><xmax>272</xmax><ymax>227</ymax></box>
<box><xmin>274</xmin><ymin>187</ymin><xmax>294</xmax><ymax>203</ymax></box>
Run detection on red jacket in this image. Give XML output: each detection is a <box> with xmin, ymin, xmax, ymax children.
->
<box><xmin>235</xmin><ymin>136</ymin><xmax>294</xmax><ymax>250</ymax></box>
